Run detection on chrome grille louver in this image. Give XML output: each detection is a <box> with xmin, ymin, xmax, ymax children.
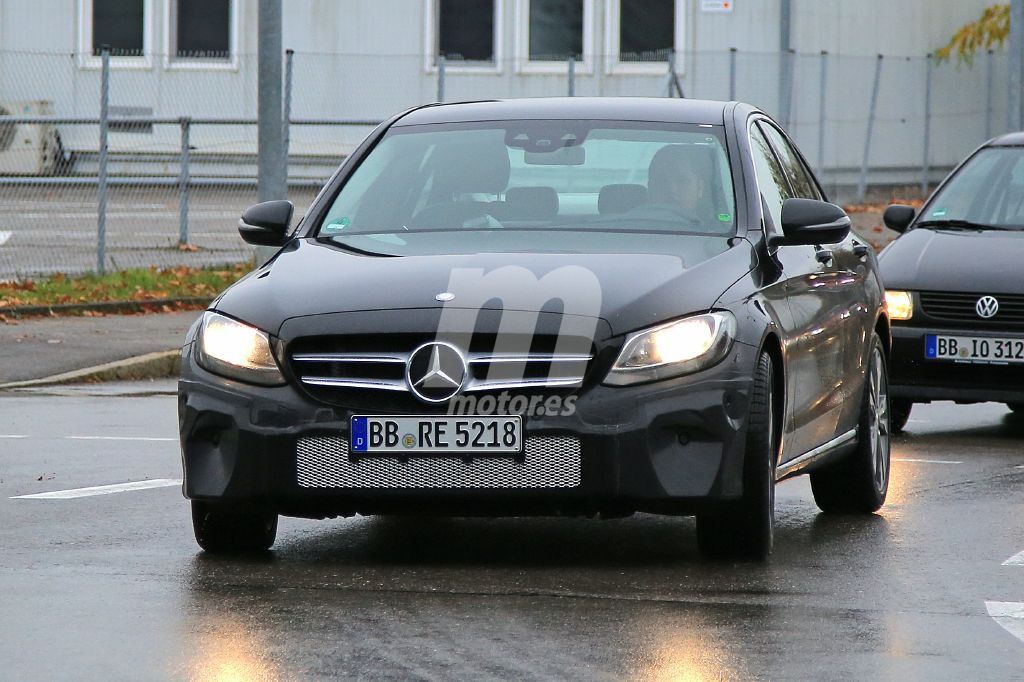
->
<box><xmin>290</xmin><ymin>345</ymin><xmax>591</xmax><ymax>401</ymax></box>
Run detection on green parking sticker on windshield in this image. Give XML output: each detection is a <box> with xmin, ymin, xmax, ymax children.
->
<box><xmin>931</xmin><ymin>208</ymin><xmax>948</xmax><ymax>217</ymax></box>
<box><xmin>322</xmin><ymin>217</ymin><xmax>350</xmax><ymax>233</ymax></box>
<box><xmin>718</xmin><ymin>213</ymin><xmax>732</xmax><ymax>222</ymax></box>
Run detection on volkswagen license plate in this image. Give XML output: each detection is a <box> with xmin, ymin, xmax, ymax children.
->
<box><xmin>350</xmin><ymin>416</ymin><xmax>522</xmax><ymax>455</ymax></box>
<box><xmin>925</xmin><ymin>334</ymin><xmax>1024</xmax><ymax>364</ymax></box>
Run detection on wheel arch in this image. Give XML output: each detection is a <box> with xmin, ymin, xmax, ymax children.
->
<box><xmin>874</xmin><ymin>312</ymin><xmax>891</xmax><ymax>359</ymax></box>
<box><xmin>759</xmin><ymin>332</ymin><xmax>785</xmax><ymax>465</ymax></box>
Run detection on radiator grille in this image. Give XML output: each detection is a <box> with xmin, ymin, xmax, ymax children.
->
<box><xmin>919</xmin><ymin>291</ymin><xmax>1024</xmax><ymax>326</ymax></box>
<box><xmin>296</xmin><ymin>436</ymin><xmax>582</xmax><ymax>489</ymax></box>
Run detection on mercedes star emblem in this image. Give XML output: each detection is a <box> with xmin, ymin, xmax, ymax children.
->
<box><xmin>406</xmin><ymin>341</ymin><xmax>467</xmax><ymax>403</ymax></box>
<box><xmin>435</xmin><ymin>292</ymin><xmax>455</xmax><ymax>302</ymax></box>
<box><xmin>975</xmin><ymin>295</ymin><xmax>999</xmax><ymax>319</ymax></box>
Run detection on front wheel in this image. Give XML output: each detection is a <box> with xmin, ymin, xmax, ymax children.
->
<box><xmin>696</xmin><ymin>351</ymin><xmax>777</xmax><ymax>560</ymax></box>
<box><xmin>810</xmin><ymin>334</ymin><xmax>890</xmax><ymax>514</ymax></box>
<box><xmin>191</xmin><ymin>501</ymin><xmax>278</xmax><ymax>553</ymax></box>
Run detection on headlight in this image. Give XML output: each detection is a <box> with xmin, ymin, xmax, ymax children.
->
<box><xmin>885</xmin><ymin>290</ymin><xmax>913</xmax><ymax>321</ymax></box>
<box><xmin>604</xmin><ymin>312</ymin><xmax>736</xmax><ymax>386</ymax></box>
<box><xmin>194</xmin><ymin>311</ymin><xmax>286</xmax><ymax>386</ymax></box>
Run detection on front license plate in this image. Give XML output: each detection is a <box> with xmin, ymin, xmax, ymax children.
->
<box><xmin>925</xmin><ymin>334</ymin><xmax>1024</xmax><ymax>364</ymax></box>
<box><xmin>350</xmin><ymin>415</ymin><xmax>522</xmax><ymax>455</ymax></box>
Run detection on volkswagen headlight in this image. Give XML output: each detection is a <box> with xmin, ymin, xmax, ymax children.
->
<box><xmin>604</xmin><ymin>312</ymin><xmax>736</xmax><ymax>386</ymax></box>
<box><xmin>884</xmin><ymin>290</ymin><xmax>913</xmax><ymax>321</ymax></box>
<box><xmin>195</xmin><ymin>311</ymin><xmax>285</xmax><ymax>386</ymax></box>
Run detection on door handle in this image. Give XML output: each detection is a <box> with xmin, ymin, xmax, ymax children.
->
<box><xmin>852</xmin><ymin>242</ymin><xmax>870</xmax><ymax>258</ymax></box>
<box><xmin>815</xmin><ymin>248</ymin><xmax>834</xmax><ymax>264</ymax></box>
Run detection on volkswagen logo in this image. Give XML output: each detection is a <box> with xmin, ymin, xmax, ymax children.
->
<box><xmin>976</xmin><ymin>295</ymin><xmax>1000</xmax><ymax>319</ymax></box>
<box><xmin>406</xmin><ymin>341</ymin><xmax>467</xmax><ymax>403</ymax></box>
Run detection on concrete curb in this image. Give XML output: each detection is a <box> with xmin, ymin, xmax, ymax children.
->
<box><xmin>0</xmin><ymin>349</ymin><xmax>181</xmax><ymax>390</ymax></box>
<box><xmin>1</xmin><ymin>297</ymin><xmax>212</xmax><ymax>318</ymax></box>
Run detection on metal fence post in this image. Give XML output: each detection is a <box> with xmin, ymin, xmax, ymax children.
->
<box><xmin>779</xmin><ymin>49</ymin><xmax>795</xmax><ymax>128</ymax></box>
<box><xmin>567</xmin><ymin>56</ymin><xmax>576</xmax><ymax>96</ymax></box>
<box><xmin>666</xmin><ymin>49</ymin><xmax>684</xmax><ymax>97</ymax></box>
<box><xmin>97</xmin><ymin>46</ymin><xmax>110</xmax><ymax>275</ymax></box>
<box><xmin>857</xmin><ymin>54</ymin><xmax>883</xmax><ymax>204</ymax></box>
<box><xmin>922</xmin><ymin>54</ymin><xmax>933</xmax><ymax>196</ymax></box>
<box><xmin>987</xmin><ymin>49</ymin><xmax>994</xmax><ymax>139</ymax></box>
<box><xmin>437</xmin><ymin>55</ymin><xmax>446</xmax><ymax>102</ymax></box>
<box><xmin>817</xmin><ymin>50</ymin><xmax>828</xmax><ymax>175</ymax></box>
<box><xmin>729</xmin><ymin>48</ymin><xmax>737</xmax><ymax>100</ymax></box>
<box><xmin>178</xmin><ymin>117</ymin><xmax>191</xmax><ymax>245</ymax></box>
<box><xmin>283</xmin><ymin>48</ymin><xmax>293</xmax><ymax>162</ymax></box>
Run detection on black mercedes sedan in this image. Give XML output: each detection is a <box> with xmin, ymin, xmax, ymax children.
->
<box><xmin>880</xmin><ymin>133</ymin><xmax>1024</xmax><ymax>432</ymax></box>
<box><xmin>179</xmin><ymin>98</ymin><xmax>891</xmax><ymax>559</ymax></box>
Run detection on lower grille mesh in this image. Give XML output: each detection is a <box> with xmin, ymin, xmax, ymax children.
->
<box><xmin>296</xmin><ymin>436</ymin><xmax>582</xmax><ymax>489</ymax></box>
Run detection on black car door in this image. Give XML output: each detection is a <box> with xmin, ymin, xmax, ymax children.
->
<box><xmin>758</xmin><ymin>121</ymin><xmax>868</xmax><ymax>454</ymax></box>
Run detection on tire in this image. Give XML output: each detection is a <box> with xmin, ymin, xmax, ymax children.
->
<box><xmin>1007</xmin><ymin>403</ymin><xmax>1024</xmax><ymax>414</ymax></box>
<box><xmin>191</xmin><ymin>501</ymin><xmax>278</xmax><ymax>553</ymax></box>
<box><xmin>890</xmin><ymin>398</ymin><xmax>912</xmax><ymax>434</ymax></box>
<box><xmin>809</xmin><ymin>334</ymin><xmax>890</xmax><ymax>514</ymax></box>
<box><xmin>696</xmin><ymin>351</ymin><xmax>777</xmax><ymax>560</ymax></box>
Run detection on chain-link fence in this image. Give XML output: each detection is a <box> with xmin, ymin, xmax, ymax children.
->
<box><xmin>0</xmin><ymin>47</ymin><xmax>1008</xmax><ymax>280</ymax></box>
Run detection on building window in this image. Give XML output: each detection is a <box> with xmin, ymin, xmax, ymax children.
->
<box><xmin>439</xmin><ymin>0</ymin><xmax>495</xmax><ymax>61</ymax></box>
<box><xmin>529</xmin><ymin>0</ymin><xmax>582</xmax><ymax>60</ymax></box>
<box><xmin>515</xmin><ymin>0</ymin><xmax>593</xmax><ymax>72</ymax></box>
<box><xmin>426</xmin><ymin>0</ymin><xmax>502</xmax><ymax>72</ymax></box>
<box><xmin>620</xmin><ymin>0</ymin><xmax>673</xmax><ymax>60</ymax></box>
<box><xmin>172</xmin><ymin>0</ymin><xmax>232</xmax><ymax>60</ymax></box>
<box><xmin>605</xmin><ymin>0</ymin><xmax>684</xmax><ymax>73</ymax></box>
<box><xmin>79</xmin><ymin>0</ymin><xmax>153</xmax><ymax>67</ymax></box>
<box><xmin>90</xmin><ymin>0</ymin><xmax>146</xmax><ymax>56</ymax></box>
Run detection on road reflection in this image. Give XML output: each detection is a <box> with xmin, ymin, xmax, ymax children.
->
<box><xmin>175</xmin><ymin>504</ymin><xmax>900</xmax><ymax>679</ymax></box>
<box><xmin>179</xmin><ymin>606</ymin><xmax>282</xmax><ymax>682</ymax></box>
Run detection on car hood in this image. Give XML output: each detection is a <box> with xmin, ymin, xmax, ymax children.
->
<box><xmin>879</xmin><ymin>227</ymin><xmax>1024</xmax><ymax>292</ymax></box>
<box><xmin>213</xmin><ymin>238</ymin><xmax>756</xmax><ymax>338</ymax></box>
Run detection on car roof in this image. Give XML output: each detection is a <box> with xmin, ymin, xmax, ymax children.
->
<box><xmin>987</xmin><ymin>131</ymin><xmax>1024</xmax><ymax>147</ymax></box>
<box><xmin>394</xmin><ymin>97</ymin><xmax>733</xmax><ymax>127</ymax></box>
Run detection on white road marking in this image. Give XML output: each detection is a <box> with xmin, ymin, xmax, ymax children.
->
<box><xmin>0</xmin><ymin>435</ymin><xmax>29</xmax><ymax>439</ymax></box>
<box><xmin>12</xmin><ymin>478</ymin><xmax>181</xmax><ymax>500</ymax></box>
<box><xmin>1005</xmin><ymin>551</ymin><xmax>1024</xmax><ymax>567</ymax></box>
<box><xmin>0</xmin><ymin>231</ymin><xmax>11</xmax><ymax>246</ymax></box>
<box><xmin>892</xmin><ymin>458</ymin><xmax>963</xmax><ymax>465</ymax></box>
<box><xmin>66</xmin><ymin>436</ymin><xmax>176</xmax><ymax>442</ymax></box>
<box><xmin>986</xmin><ymin>602</ymin><xmax>1024</xmax><ymax>644</ymax></box>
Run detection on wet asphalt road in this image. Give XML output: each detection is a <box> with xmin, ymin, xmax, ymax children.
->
<box><xmin>1</xmin><ymin>382</ymin><xmax>1023</xmax><ymax>680</ymax></box>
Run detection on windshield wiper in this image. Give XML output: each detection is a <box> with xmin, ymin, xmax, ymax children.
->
<box><xmin>316</xmin><ymin>237</ymin><xmax>398</xmax><ymax>257</ymax></box>
<box><xmin>914</xmin><ymin>219</ymin><xmax>1014</xmax><ymax>231</ymax></box>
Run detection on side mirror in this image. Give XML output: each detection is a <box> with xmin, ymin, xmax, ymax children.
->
<box><xmin>883</xmin><ymin>204</ymin><xmax>915</xmax><ymax>233</ymax></box>
<box><xmin>771</xmin><ymin>198</ymin><xmax>851</xmax><ymax>246</ymax></box>
<box><xmin>238</xmin><ymin>200</ymin><xmax>294</xmax><ymax>246</ymax></box>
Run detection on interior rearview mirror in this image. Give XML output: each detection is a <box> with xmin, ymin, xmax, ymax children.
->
<box><xmin>238</xmin><ymin>200</ymin><xmax>294</xmax><ymax>246</ymax></box>
<box><xmin>883</xmin><ymin>204</ymin><xmax>916</xmax><ymax>233</ymax></box>
<box><xmin>772</xmin><ymin>198</ymin><xmax>851</xmax><ymax>247</ymax></box>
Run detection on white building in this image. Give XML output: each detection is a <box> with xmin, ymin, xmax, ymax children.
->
<box><xmin>0</xmin><ymin>0</ymin><xmax>1004</xmax><ymax>189</ymax></box>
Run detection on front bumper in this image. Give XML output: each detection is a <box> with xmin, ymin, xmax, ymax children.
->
<box><xmin>179</xmin><ymin>340</ymin><xmax>759</xmax><ymax>519</ymax></box>
<box><xmin>889</xmin><ymin>324</ymin><xmax>1024</xmax><ymax>403</ymax></box>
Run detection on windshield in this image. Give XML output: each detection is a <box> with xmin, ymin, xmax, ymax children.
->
<box><xmin>316</xmin><ymin>120</ymin><xmax>736</xmax><ymax>256</ymax></box>
<box><xmin>922</xmin><ymin>147</ymin><xmax>1024</xmax><ymax>230</ymax></box>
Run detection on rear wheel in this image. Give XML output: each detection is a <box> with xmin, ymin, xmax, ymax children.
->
<box><xmin>810</xmin><ymin>334</ymin><xmax>890</xmax><ymax>514</ymax></box>
<box><xmin>191</xmin><ymin>501</ymin><xmax>278</xmax><ymax>553</ymax></box>
<box><xmin>696</xmin><ymin>351</ymin><xmax>776</xmax><ymax>560</ymax></box>
<box><xmin>890</xmin><ymin>398</ymin><xmax>912</xmax><ymax>434</ymax></box>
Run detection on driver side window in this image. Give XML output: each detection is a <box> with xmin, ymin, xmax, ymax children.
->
<box><xmin>749</xmin><ymin>124</ymin><xmax>793</xmax><ymax>231</ymax></box>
